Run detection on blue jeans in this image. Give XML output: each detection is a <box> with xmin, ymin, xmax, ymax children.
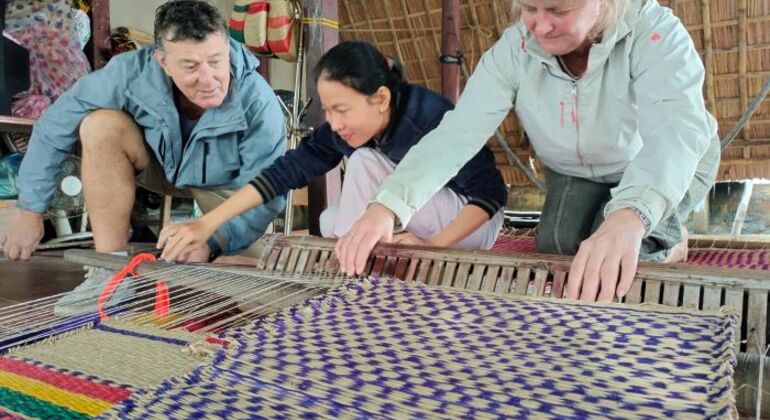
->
<box><xmin>535</xmin><ymin>137</ymin><xmax>719</xmax><ymax>261</ymax></box>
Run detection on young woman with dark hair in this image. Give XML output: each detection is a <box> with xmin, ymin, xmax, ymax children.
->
<box><xmin>157</xmin><ymin>40</ymin><xmax>507</xmax><ymax>260</ymax></box>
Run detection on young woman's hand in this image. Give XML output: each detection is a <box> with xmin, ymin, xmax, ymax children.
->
<box><xmin>335</xmin><ymin>203</ymin><xmax>395</xmax><ymax>276</ymax></box>
<box><xmin>157</xmin><ymin>219</ymin><xmax>217</xmax><ymax>262</ymax></box>
<box><xmin>392</xmin><ymin>232</ymin><xmax>431</xmax><ymax>247</ymax></box>
<box><xmin>566</xmin><ymin>208</ymin><xmax>645</xmax><ymax>302</ymax></box>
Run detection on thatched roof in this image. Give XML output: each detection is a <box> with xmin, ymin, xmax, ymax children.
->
<box><xmin>339</xmin><ymin>0</ymin><xmax>770</xmax><ymax>186</ymax></box>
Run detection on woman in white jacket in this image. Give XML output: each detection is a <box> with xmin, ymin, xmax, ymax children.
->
<box><xmin>336</xmin><ymin>0</ymin><xmax>720</xmax><ymax>303</ymax></box>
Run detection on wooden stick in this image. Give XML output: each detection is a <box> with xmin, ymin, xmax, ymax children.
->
<box><xmin>0</xmin><ymin>116</ymin><xmax>34</xmax><ymax>134</ymax></box>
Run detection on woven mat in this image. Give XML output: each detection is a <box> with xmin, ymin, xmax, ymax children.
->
<box><xmin>109</xmin><ymin>279</ymin><xmax>738</xmax><ymax>419</ymax></box>
<box><xmin>491</xmin><ymin>234</ymin><xmax>770</xmax><ymax>270</ymax></box>
<box><xmin>0</xmin><ymin>319</ymin><xmax>216</xmax><ymax>419</ymax></box>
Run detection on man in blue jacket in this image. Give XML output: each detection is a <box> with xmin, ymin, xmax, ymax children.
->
<box><xmin>0</xmin><ymin>2</ymin><xmax>285</xmax><ymax>282</ymax></box>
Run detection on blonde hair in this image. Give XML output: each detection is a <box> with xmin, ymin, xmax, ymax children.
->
<box><xmin>510</xmin><ymin>0</ymin><xmax>629</xmax><ymax>41</ymax></box>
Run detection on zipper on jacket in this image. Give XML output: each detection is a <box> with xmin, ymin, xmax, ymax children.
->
<box><xmin>570</xmin><ymin>82</ymin><xmax>584</xmax><ymax>164</ymax></box>
<box><xmin>202</xmin><ymin>141</ymin><xmax>209</xmax><ymax>184</ymax></box>
<box><xmin>542</xmin><ymin>62</ymin><xmax>586</xmax><ymax>166</ymax></box>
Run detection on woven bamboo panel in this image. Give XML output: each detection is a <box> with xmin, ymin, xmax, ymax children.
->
<box><xmin>339</xmin><ymin>0</ymin><xmax>770</xmax><ymax>184</ymax></box>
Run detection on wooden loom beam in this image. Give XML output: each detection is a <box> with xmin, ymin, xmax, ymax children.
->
<box><xmin>259</xmin><ymin>235</ymin><xmax>770</xmax><ymax>288</ymax></box>
<box><xmin>63</xmin><ymin>236</ymin><xmax>770</xmax><ymax>415</ymax></box>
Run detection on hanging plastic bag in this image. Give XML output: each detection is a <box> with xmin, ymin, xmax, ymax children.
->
<box><xmin>0</xmin><ymin>153</ymin><xmax>24</xmax><ymax>199</ymax></box>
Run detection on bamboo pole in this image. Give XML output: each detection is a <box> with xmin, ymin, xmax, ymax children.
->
<box><xmin>441</xmin><ymin>0</ymin><xmax>461</xmax><ymax>102</ymax></box>
<box><xmin>304</xmin><ymin>0</ymin><xmax>341</xmax><ymax>236</ymax></box>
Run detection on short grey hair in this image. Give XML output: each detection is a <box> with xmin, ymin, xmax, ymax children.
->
<box><xmin>510</xmin><ymin>0</ymin><xmax>629</xmax><ymax>41</ymax></box>
<box><xmin>154</xmin><ymin>0</ymin><xmax>228</xmax><ymax>52</ymax></box>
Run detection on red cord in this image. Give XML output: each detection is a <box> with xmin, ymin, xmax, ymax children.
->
<box><xmin>154</xmin><ymin>280</ymin><xmax>170</xmax><ymax>318</ymax></box>
<box><xmin>96</xmin><ymin>253</ymin><xmax>168</xmax><ymax>320</ymax></box>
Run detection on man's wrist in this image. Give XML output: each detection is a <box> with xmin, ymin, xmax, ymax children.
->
<box><xmin>17</xmin><ymin>208</ymin><xmax>44</xmax><ymax>220</ymax></box>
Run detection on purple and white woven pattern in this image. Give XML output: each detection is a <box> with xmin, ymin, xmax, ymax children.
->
<box><xmin>107</xmin><ymin>278</ymin><xmax>738</xmax><ymax>419</ymax></box>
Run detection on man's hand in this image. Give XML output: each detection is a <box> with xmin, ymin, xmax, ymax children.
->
<box><xmin>173</xmin><ymin>242</ymin><xmax>212</xmax><ymax>263</ymax></box>
<box><xmin>566</xmin><ymin>208</ymin><xmax>645</xmax><ymax>302</ymax></box>
<box><xmin>1</xmin><ymin>209</ymin><xmax>44</xmax><ymax>260</ymax></box>
<box><xmin>335</xmin><ymin>203</ymin><xmax>395</xmax><ymax>276</ymax></box>
<box><xmin>157</xmin><ymin>219</ymin><xmax>216</xmax><ymax>262</ymax></box>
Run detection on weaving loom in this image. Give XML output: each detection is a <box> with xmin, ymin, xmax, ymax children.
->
<box><xmin>491</xmin><ymin>231</ymin><xmax>770</xmax><ymax>271</ymax></box>
<box><xmin>0</xmin><ymin>236</ymin><xmax>764</xmax><ymax>418</ymax></box>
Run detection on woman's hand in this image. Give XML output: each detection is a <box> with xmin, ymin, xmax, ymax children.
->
<box><xmin>156</xmin><ymin>218</ymin><xmax>217</xmax><ymax>262</ymax></box>
<box><xmin>392</xmin><ymin>232</ymin><xmax>431</xmax><ymax>247</ymax></box>
<box><xmin>566</xmin><ymin>208</ymin><xmax>645</xmax><ymax>302</ymax></box>
<box><xmin>335</xmin><ymin>203</ymin><xmax>395</xmax><ymax>276</ymax></box>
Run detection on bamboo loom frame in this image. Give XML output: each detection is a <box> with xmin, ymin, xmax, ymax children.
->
<box><xmin>249</xmin><ymin>235</ymin><xmax>769</xmax><ymax>357</ymax></box>
<box><xmin>249</xmin><ymin>234</ymin><xmax>770</xmax><ymax>415</ymax></box>
<box><xmin>63</xmin><ymin>238</ymin><xmax>770</xmax><ymax>416</ymax></box>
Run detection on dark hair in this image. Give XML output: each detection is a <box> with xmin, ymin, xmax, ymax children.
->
<box><xmin>154</xmin><ymin>0</ymin><xmax>227</xmax><ymax>51</ymax></box>
<box><xmin>314</xmin><ymin>41</ymin><xmax>405</xmax><ymax>107</ymax></box>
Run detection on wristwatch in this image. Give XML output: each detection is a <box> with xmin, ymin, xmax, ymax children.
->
<box><xmin>628</xmin><ymin>206</ymin><xmax>652</xmax><ymax>236</ymax></box>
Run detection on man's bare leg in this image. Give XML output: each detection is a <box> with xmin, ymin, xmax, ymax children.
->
<box><xmin>79</xmin><ymin>110</ymin><xmax>150</xmax><ymax>253</ymax></box>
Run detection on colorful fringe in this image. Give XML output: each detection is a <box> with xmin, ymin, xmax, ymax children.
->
<box><xmin>109</xmin><ymin>278</ymin><xmax>738</xmax><ymax>419</ymax></box>
<box><xmin>0</xmin><ymin>319</ymin><xmax>218</xmax><ymax>418</ymax></box>
<box><xmin>0</xmin><ymin>357</ymin><xmax>129</xmax><ymax>419</ymax></box>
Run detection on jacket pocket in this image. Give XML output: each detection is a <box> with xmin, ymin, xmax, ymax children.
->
<box><xmin>199</xmin><ymin>137</ymin><xmax>241</xmax><ymax>186</ymax></box>
<box><xmin>202</xmin><ymin>142</ymin><xmax>208</xmax><ymax>184</ymax></box>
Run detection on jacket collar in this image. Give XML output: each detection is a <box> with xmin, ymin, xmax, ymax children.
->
<box><xmin>374</xmin><ymin>84</ymin><xmax>445</xmax><ymax>153</ymax></box>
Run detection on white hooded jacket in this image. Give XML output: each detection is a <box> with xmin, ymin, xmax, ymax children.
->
<box><xmin>373</xmin><ymin>0</ymin><xmax>718</xmax><ymax>231</ymax></box>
